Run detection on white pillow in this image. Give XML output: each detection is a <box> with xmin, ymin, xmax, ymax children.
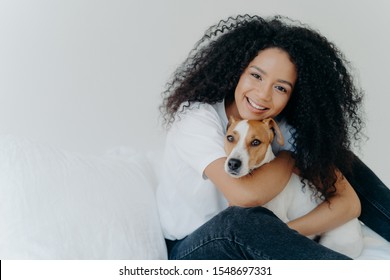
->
<box><xmin>0</xmin><ymin>135</ymin><xmax>167</xmax><ymax>259</ymax></box>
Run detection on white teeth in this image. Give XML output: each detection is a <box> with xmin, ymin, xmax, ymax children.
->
<box><xmin>247</xmin><ymin>98</ymin><xmax>267</xmax><ymax>110</ymax></box>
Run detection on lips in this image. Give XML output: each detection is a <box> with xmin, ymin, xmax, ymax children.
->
<box><xmin>246</xmin><ymin>97</ymin><xmax>269</xmax><ymax>111</ymax></box>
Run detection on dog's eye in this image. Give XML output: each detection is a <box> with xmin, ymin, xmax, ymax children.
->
<box><xmin>251</xmin><ymin>139</ymin><xmax>261</xmax><ymax>146</ymax></box>
<box><xmin>226</xmin><ymin>135</ymin><xmax>234</xmax><ymax>142</ymax></box>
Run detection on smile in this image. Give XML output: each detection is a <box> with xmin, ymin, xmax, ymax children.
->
<box><xmin>247</xmin><ymin>97</ymin><xmax>268</xmax><ymax>111</ymax></box>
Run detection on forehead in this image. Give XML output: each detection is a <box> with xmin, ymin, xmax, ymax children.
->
<box><xmin>250</xmin><ymin>48</ymin><xmax>297</xmax><ymax>86</ymax></box>
<box><xmin>227</xmin><ymin>120</ymin><xmax>248</xmax><ymax>135</ymax></box>
<box><xmin>228</xmin><ymin>120</ymin><xmax>271</xmax><ymax>141</ymax></box>
<box><xmin>247</xmin><ymin>120</ymin><xmax>271</xmax><ymax>140</ymax></box>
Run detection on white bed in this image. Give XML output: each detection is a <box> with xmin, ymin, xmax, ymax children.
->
<box><xmin>0</xmin><ymin>134</ymin><xmax>389</xmax><ymax>260</ymax></box>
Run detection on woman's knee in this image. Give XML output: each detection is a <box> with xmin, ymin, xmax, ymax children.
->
<box><xmin>212</xmin><ymin>206</ymin><xmax>286</xmax><ymax>236</ymax></box>
<box><xmin>169</xmin><ymin>207</ymin><xmax>279</xmax><ymax>260</ymax></box>
<box><xmin>219</xmin><ymin>206</ymin><xmax>279</xmax><ymax>221</ymax></box>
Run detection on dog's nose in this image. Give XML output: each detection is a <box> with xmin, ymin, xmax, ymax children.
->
<box><xmin>228</xmin><ymin>158</ymin><xmax>242</xmax><ymax>171</ymax></box>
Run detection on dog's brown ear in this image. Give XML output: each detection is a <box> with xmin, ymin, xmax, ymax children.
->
<box><xmin>226</xmin><ymin>115</ymin><xmax>237</xmax><ymax>131</ymax></box>
<box><xmin>262</xmin><ymin>118</ymin><xmax>284</xmax><ymax>146</ymax></box>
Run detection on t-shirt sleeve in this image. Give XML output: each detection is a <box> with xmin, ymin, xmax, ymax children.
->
<box><xmin>168</xmin><ymin>104</ymin><xmax>226</xmax><ymax>179</ymax></box>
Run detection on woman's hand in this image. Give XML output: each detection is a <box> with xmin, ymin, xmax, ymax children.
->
<box><xmin>204</xmin><ymin>151</ymin><xmax>295</xmax><ymax>207</ymax></box>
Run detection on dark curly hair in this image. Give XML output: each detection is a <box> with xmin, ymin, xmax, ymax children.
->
<box><xmin>160</xmin><ymin>14</ymin><xmax>364</xmax><ymax>199</ymax></box>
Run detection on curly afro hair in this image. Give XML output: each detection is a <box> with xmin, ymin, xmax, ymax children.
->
<box><xmin>161</xmin><ymin>14</ymin><xmax>365</xmax><ymax>200</ymax></box>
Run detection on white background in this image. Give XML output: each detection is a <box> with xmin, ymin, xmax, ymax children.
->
<box><xmin>0</xmin><ymin>0</ymin><xmax>389</xmax><ymax>186</ymax></box>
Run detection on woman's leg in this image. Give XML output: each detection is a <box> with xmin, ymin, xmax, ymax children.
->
<box><xmin>166</xmin><ymin>206</ymin><xmax>350</xmax><ymax>260</ymax></box>
<box><xmin>342</xmin><ymin>152</ymin><xmax>390</xmax><ymax>241</ymax></box>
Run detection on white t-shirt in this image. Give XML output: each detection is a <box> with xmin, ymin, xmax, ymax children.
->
<box><xmin>156</xmin><ymin>101</ymin><xmax>294</xmax><ymax>240</ymax></box>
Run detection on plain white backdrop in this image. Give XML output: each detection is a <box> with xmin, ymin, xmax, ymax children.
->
<box><xmin>0</xmin><ymin>0</ymin><xmax>389</xmax><ymax>186</ymax></box>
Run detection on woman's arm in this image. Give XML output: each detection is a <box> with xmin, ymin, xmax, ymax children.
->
<box><xmin>204</xmin><ymin>151</ymin><xmax>295</xmax><ymax>207</ymax></box>
<box><xmin>287</xmin><ymin>170</ymin><xmax>361</xmax><ymax>236</ymax></box>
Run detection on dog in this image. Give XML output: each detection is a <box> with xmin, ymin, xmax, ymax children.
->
<box><xmin>224</xmin><ymin>116</ymin><xmax>364</xmax><ymax>258</ymax></box>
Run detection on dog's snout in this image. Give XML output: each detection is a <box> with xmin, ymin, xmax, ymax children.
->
<box><xmin>228</xmin><ymin>158</ymin><xmax>242</xmax><ymax>171</ymax></box>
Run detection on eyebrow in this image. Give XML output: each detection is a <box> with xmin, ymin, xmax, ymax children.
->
<box><xmin>250</xmin><ymin>65</ymin><xmax>294</xmax><ymax>89</ymax></box>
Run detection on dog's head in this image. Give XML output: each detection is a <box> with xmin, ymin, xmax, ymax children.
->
<box><xmin>224</xmin><ymin>117</ymin><xmax>284</xmax><ymax>178</ymax></box>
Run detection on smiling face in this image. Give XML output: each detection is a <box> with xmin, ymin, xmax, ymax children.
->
<box><xmin>226</xmin><ymin>48</ymin><xmax>297</xmax><ymax>121</ymax></box>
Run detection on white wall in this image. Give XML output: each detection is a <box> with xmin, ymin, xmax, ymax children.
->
<box><xmin>1</xmin><ymin>0</ymin><xmax>389</xmax><ymax>186</ymax></box>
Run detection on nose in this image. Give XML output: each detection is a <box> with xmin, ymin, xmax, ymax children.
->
<box><xmin>256</xmin><ymin>84</ymin><xmax>272</xmax><ymax>101</ymax></box>
<box><xmin>228</xmin><ymin>158</ymin><xmax>242</xmax><ymax>171</ymax></box>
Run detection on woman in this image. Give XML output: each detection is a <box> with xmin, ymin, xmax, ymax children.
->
<box><xmin>156</xmin><ymin>15</ymin><xmax>390</xmax><ymax>259</ymax></box>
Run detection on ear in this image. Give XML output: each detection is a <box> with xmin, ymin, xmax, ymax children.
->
<box><xmin>226</xmin><ymin>115</ymin><xmax>237</xmax><ymax>131</ymax></box>
<box><xmin>262</xmin><ymin>118</ymin><xmax>284</xmax><ymax>146</ymax></box>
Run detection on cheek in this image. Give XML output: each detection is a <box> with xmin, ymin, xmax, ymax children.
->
<box><xmin>234</xmin><ymin>84</ymin><xmax>243</xmax><ymax>101</ymax></box>
<box><xmin>235</xmin><ymin>76</ymin><xmax>250</xmax><ymax>99</ymax></box>
<box><xmin>273</xmin><ymin>95</ymin><xmax>291</xmax><ymax>114</ymax></box>
<box><xmin>248</xmin><ymin>146</ymin><xmax>267</xmax><ymax>167</ymax></box>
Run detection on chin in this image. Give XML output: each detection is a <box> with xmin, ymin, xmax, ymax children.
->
<box><xmin>242</xmin><ymin>112</ymin><xmax>269</xmax><ymax>121</ymax></box>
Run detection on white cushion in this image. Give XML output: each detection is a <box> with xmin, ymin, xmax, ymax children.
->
<box><xmin>0</xmin><ymin>135</ymin><xmax>167</xmax><ymax>259</ymax></box>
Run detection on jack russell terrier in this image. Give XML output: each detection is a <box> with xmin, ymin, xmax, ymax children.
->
<box><xmin>224</xmin><ymin>117</ymin><xmax>363</xmax><ymax>258</ymax></box>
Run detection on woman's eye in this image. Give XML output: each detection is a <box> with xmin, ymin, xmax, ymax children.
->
<box><xmin>251</xmin><ymin>73</ymin><xmax>262</xmax><ymax>80</ymax></box>
<box><xmin>227</xmin><ymin>135</ymin><xmax>234</xmax><ymax>142</ymax></box>
<box><xmin>251</xmin><ymin>139</ymin><xmax>261</xmax><ymax>146</ymax></box>
<box><xmin>275</xmin><ymin>85</ymin><xmax>287</xmax><ymax>93</ymax></box>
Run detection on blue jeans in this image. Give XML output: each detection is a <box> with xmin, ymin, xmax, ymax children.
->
<box><xmin>166</xmin><ymin>206</ymin><xmax>351</xmax><ymax>260</ymax></box>
<box><xmin>340</xmin><ymin>152</ymin><xmax>390</xmax><ymax>241</ymax></box>
<box><xmin>166</xmin><ymin>153</ymin><xmax>390</xmax><ymax>260</ymax></box>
